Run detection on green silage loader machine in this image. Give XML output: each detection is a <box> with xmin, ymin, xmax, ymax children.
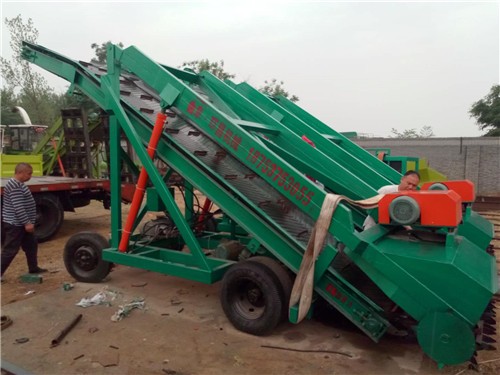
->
<box><xmin>21</xmin><ymin>41</ymin><xmax>497</xmax><ymax>368</ymax></box>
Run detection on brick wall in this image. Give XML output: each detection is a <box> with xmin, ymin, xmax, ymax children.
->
<box><xmin>354</xmin><ymin>137</ymin><xmax>500</xmax><ymax>197</ymax></box>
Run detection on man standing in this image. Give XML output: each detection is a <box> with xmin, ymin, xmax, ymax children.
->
<box><xmin>363</xmin><ymin>170</ymin><xmax>421</xmax><ymax>230</ymax></box>
<box><xmin>1</xmin><ymin>163</ymin><xmax>47</xmax><ymax>280</ymax></box>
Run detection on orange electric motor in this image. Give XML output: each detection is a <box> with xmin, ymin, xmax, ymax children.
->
<box><xmin>378</xmin><ymin>190</ymin><xmax>463</xmax><ymax>227</ymax></box>
<box><xmin>420</xmin><ymin>180</ymin><xmax>475</xmax><ymax>203</ymax></box>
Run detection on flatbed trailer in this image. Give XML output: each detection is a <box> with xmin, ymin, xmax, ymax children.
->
<box><xmin>1</xmin><ymin>176</ymin><xmax>110</xmax><ymax>241</ymax></box>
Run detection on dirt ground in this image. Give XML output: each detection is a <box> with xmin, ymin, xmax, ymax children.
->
<box><xmin>0</xmin><ymin>190</ymin><xmax>194</xmax><ymax>305</ymax></box>
<box><xmin>1</xmin><ymin>200</ymin><xmax>499</xmax><ymax>375</ymax></box>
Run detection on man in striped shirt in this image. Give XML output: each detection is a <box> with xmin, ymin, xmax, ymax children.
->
<box><xmin>1</xmin><ymin>163</ymin><xmax>47</xmax><ymax>280</ymax></box>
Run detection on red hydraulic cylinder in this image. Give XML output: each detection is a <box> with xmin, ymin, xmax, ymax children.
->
<box><xmin>52</xmin><ymin>138</ymin><xmax>66</xmax><ymax>177</ymax></box>
<box><xmin>196</xmin><ymin>197</ymin><xmax>213</xmax><ymax>232</ymax></box>
<box><xmin>118</xmin><ymin>112</ymin><xmax>167</xmax><ymax>252</ymax></box>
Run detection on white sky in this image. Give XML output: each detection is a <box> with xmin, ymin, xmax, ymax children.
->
<box><xmin>1</xmin><ymin>1</ymin><xmax>499</xmax><ymax>137</ymax></box>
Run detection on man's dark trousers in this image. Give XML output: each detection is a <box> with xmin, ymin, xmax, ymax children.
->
<box><xmin>1</xmin><ymin>222</ymin><xmax>38</xmax><ymax>275</ymax></box>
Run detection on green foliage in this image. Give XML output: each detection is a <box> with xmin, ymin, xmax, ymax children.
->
<box><xmin>180</xmin><ymin>59</ymin><xmax>235</xmax><ymax>80</ymax></box>
<box><xmin>390</xmin><ymin>125</ymin><xmax>435</xmax><ymax>138</ymax></box>
<box><xmin>0</xmin><ymin>88</ymin><xmax>22</xmax><ymax>124</ymax></box>
<box><xmin>483</xmin><ymin>127</ymin><xmax>500</xmax><ymax>136</ymax></box>
<box><xmin>52</xmin><ymin>90</ymin><xmax>99</xmax><ymax>114</ymax></box>
<box><xmin>259</xmin><ymin>79</ymin><xmax>299</xmax><ymax>102</ymax></box>
<box><xmin>91</xmin><ymin>41</ymin><xmax>124</xmax><ymax>64</ymax></box>
<box><xmin>390</xmin><ymin>128</ymin><xmax>419</xmax><ymax>138</ymax></box>
<box><xmin>181</xmin><ymin>60</ymin><xmax>299</xmax><ymax>102</ymax></box>
<box><xmin>469</xmin><ymin>85</ymin><xmax>500</xmax><ymax>136</ymax></box>
<box><xmin>418</xmin><ymin>125</ymin><xmax>435</xmax><ymax>138</ymax></box>
<box><xmin>82</xmin><ymin>40</ymin><xmax>126</xmax><ymax>114</ymax></box>
<box><xmin>0</xmin><ymin>15</ymin><xmax>56</xmax><ymax>125</ymax></box>
<box><xmin>0</xmin><ymin>20</ymin><xmax>109</xmax><ymax>128</ymax></box>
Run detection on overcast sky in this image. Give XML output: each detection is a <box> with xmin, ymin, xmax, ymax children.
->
<box><xmin>1</xmin><ymin>1</ymin><xmax>498</xmax><ymax>137</ymax></box>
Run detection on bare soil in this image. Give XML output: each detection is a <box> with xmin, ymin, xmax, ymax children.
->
<box><xmin>1</xmin><ymin>202</ymin><xmax>117</xmax><ymax>305</ymax></box>
<box><xmin>1</xmin><ymin>191</ymin><xmax>187</xmax><ymax>305</ymax></box>
<box><xmin>1</xmin><ymin>201</ymin><xmax>499</xmax><ymax>375</ymax></box>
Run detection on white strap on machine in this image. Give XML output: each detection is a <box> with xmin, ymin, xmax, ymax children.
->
<box><xmin>289</xmin><ymin>193</ymin><xmax>384</xmax><ymax>323</ymax></box>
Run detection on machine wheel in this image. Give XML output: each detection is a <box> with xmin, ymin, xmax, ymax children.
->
<box><xmin>220</xmin><ymin>260</ymin><xmax>285</xmax><ymax>336</ymax></box>
<box><xmin>417</xmin><ymin>311</ymin><xmax>475</xmax><ymax>365</ymax></box>
<box><xmin>248</xmin><ymin>256</ymin><xmax>293</xmax><ymax>320</ymax></box>
<box><xmin>64</xmin><ymin>232</ymin><xmax>112</xmax><ymax>283</ymax></box>
<box><xmin>34</xmin><ymin>193</ymin><xmax>64</xmax><ymax>242</ymax></box>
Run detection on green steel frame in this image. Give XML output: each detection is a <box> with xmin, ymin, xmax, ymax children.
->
<box><xmin>258</xmin><ymin>93</ymin><xmax>495</xmax><ymax>249</ymax></box>
<box><xmin>22</xmin><ymin>41</ymin><xmax>497</xmax><ymax>367</ymax></box>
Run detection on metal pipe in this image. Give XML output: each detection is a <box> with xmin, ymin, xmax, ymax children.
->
<box><xmin>118</xmin><ymin>112</ymin><xmax>167</xmax><ymax>252</ymax></box>
<box><xmin>12</xmin><ymin>106</ymin><xmax>32</xmax><ymax>125</ymax></box>
<box><xmin>50</xmin><ymin>314</ymin><xmax>82</xmax><ymax>348</ymax></box>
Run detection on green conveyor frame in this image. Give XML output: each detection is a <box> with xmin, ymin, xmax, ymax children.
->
<box><xmin>21</xmin><ymin>41</ymin><xmax>497</xmax><ymax>367</ymax></box>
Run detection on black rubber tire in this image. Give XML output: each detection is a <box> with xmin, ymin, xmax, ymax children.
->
<box><xmin>64</xmin><ymin>232</ymin><xmax>112</xmax><ymax>283</ymax></box>
<box><xmin>247</xmin><ymin>256</ymin><xmax>293</xmax><ymax>321</ymax></box>
<box><xmin>34</xmin><ymin>193</ymin><xmax>64</xmax><ymax>242</ymax></box>
<box><xmin>220</xmin><ymin>260</ymin><xmax>285</xmax><ymax>336</ymax></box>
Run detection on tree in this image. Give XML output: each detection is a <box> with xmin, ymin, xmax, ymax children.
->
<box><xmin>390</xmin><ymin>126</ymin><xmax>435</xmax><ymax>138</ymax></box>
<box><xmin>0</xmin><ymin>15</ymin><xmax>58</xmax><ymax>125</ymax></box>
<box><xmin>180</xmin><ymin>59</ymin><xmax>235</xmax><ymax>80</ymax></box>
<box><xmin>418</xmin><ymin>125</ymin><xmax>435</xmax><ymax>138</ymax></box>
<box><xmin>259</xmin><ymin>78</ymin><xmax>299</xmax><ymax>102</ymax></box>
<box><xmin>0</xmin><ymin>88</ymin><xmax>22</xmax><ymax>124</ymax></box>
<box><xmin>179</xmin><ymin>59</ymin><xmax>299</xmax><ymax>102</ymax></box>
<box><xmin>91</xmin><ymin>41</ymin><xmax>124</xmax><ymax>64</ymax></box>
<box><xmin>74</xmin><ymin>41</ymin><xmax>126</xmax><ymax>115</ymax></box>
<box><xmin>469</xmin><ymin>85</ymin><xmax>500</xmax><ymax>137</ymax></box>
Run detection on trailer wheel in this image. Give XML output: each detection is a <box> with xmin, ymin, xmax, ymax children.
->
<box><xmin>64</xmin><ymin>232</ymin><xmax>112</xmax><ymax>283</ymax></box>
<box><xmin>248</xmin><ymin>256</ymin><xmax>293</xmax><ymax>320</ymax></box>
<box><xmin>34</xmin><ymin>193</ymin><xmax>64</xmax><ymax>242</ymax></box>
<box><xmin>220</xmin><ymin>260</ymin><xmax>284</xmax><ymax>336</ymax></box>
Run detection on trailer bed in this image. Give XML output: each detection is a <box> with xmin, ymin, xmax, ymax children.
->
<box><xmin>0</xmin><ymin>176</ymin><xmax>110</xmax><ymax>194</ymax></box>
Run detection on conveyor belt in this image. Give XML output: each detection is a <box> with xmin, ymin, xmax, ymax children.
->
<box><xmin>83</xmin><ymin>61</ymin><xmax>324</xmax><ymax>248</ymax></box>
